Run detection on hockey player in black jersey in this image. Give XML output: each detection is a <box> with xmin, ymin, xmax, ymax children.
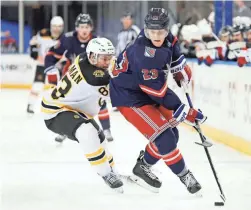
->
<box><xmin>45</xmin><ymin>13</ymin><xmax>114</xmax><ymax>143</ymax></box>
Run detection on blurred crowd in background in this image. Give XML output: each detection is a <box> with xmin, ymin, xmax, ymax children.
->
<box><xmin>1</xmin><ymin>0</ymin><xmax>251</xmax><ymax>67</ymax></box>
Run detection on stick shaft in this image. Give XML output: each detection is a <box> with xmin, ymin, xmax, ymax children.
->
<box><xmin>182</xmin><ymin>83</ymin><xmax>226</xmax><ymax>201</ymax></box>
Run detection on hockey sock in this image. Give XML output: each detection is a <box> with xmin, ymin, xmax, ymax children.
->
<box><xmin>28</xmin><ymin>81</ymin><xmax>44</xmax><ymax>106</ymax></box>
<box><xmin>162</xmin><ymin>148</ymin><xmax>186</xmax><ymax>175</ymax></box>
<box><xmin>76</xmin><ymin>123</ymin><xmax>111</xmax><ymax>177</ymax></box>
<box><xmin>154</xmin><ymin>129</ymin><xmax>187</xmax><ymax>175</ymax></box>
<box><xmin>107</xmin><ymin>155</ymin><xmax>115</xmax><ymax>167</ymax></box>
<box><xmin>98</xmin><ymin>104</ymin><xmax>110</xmax><ymax>130</ymax></box>
<box><xmin>172</xmin><ymin>127</ymin><xmax>179</xmax><ymax>144</ymax></box>
<box><xmin>144</xmin><ymin>142</ymin><xmax>162</xmax><ymax>165</ymax></box>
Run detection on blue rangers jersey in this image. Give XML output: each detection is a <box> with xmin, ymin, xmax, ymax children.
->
<box><xmin>109</xmin><ymin>29</ymin><xmax>186</xmax><ymax>109</ymax></box>
<box><xmin>45</xmin><ymin>31</ymin><xmax>96</xmax><ymax>70</ymax></box>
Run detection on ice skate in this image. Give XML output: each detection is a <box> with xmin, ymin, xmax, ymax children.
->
<box><xmin>179</xmin><ymin>170</ymin><xmax>202</xmax><ymax>194</ymax></box>
<box><xmin>103</xmin><ymin>172</ymin><xmax>124</xmax><ymax>193</ymax></box>
<box><xmin>131</xmin><ymin>150</ymin><xmax>162</xmax><ymax>193</ymax></box>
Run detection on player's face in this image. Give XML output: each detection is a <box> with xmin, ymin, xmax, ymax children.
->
<box><xmin>121</xmin><ymin>16</ymin><xmax>133</xmax><ymax>30</ymax></box>
<box><xmin>51</xmin><ymin>25</ymin><xmax>63</xmax><ymax>39</ymax></box>
<box><xmin>220</xmin><ymin>34</ymin><xmax>230</xmax><ymax>43</ymax></box>
<box><xmin>232</xmin><ymin>32</ymin><xmax>243</xmax><ymax>42</ymax></box>
<box><xmin>247</xmin><ymin>31</ymin><xmax>251</xmax><ymax>42</ymax></box>
<box><xmin>76</xmin><ymin>24</ymin><xmax>93</xmax><ymax>40</ymax></box>
<box><xmin>147</xmin><ymin>29</ymin><xmax>168</xmax><ymax>47</ymax></box>
<box><xmin>96</xmin><ymin>54</ymin><xmax>114</xmax><ymax>69</ymax></box>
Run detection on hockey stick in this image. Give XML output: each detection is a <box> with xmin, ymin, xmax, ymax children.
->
<box><xmin>181</xmin><ymin>82</ymin><xmax>226</xmax><ymax>203</ymax></box>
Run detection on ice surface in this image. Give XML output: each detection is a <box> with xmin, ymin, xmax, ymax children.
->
<box><xmin>0</xmin><ymin>90</ymin><xmax>250</xmax><ymax>210</ymax></box>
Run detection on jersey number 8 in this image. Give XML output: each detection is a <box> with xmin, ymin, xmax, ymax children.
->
<box><xmin>98</xmin><ymin>87</ymin><xmax>109</xmax><ymax>96</ymax></box>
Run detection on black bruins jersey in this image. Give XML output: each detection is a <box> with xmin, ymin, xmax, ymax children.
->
<box><xmin>41</xmin><ymin>52</ymin><xmax>111</xmax><ymax>120</ymax></box>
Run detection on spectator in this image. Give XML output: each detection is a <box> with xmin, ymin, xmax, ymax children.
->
<box><xmin>232</xmin><ymin>25</ymin><xmax>245</xmax><ymax>42</ymax></box>
<box><xmin>115</xmin><ymin>12</ymin><xmax>140</xmax><ymax>57</ymax></box>
<box><xmin>1</xmin><ymin>30</ymin><xmax>18</xmax><ymax>53</ymax></box>
<box><xmin>234</xmin><ymin>0</ymin><xmax>251</xmax><ymax>18</ymax></box>
<box><xmin>246</xmin><ymin>25</ymin><xmax>251</xmax><ymax>43</ymax></box>
<box><xmin>0</xmin><ymin>30</ymin><xmax>10</xmax><ymax>38</ymax></box>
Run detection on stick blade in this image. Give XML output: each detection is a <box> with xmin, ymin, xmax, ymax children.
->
<box><xmin>195</xmin><ymin>141</ymin><xmax>213</xmax><ymax>147</ymax></box>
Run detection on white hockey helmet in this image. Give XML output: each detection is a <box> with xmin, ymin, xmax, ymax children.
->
<box><xmin>86</xmin><ymin>37</ymin><xmax>115</xmax><ymax>64</ymax></box>
<box><xmin>50</xmin><ymin>16</ymin><xmax>64</xmax><ymax>26</ymax></box>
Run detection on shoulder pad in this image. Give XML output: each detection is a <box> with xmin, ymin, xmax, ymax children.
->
<box><xmin>64</xmin><ymin>31</ymin><xmax>74</xmax><ymax>38</ymax></box>
<box><xmin>166</xmin><ymin>33</ymin><xmax>178</xmax><ymax>47</ymax></box>
<box><xmin>131</xmin><ymin>25</ymin><xmax>141</xmax><ymax>34</ymax></box>
<box><xmin>207</xmin><ymin>41</ymin><xmax>224</xmax><ymax>49</ymax></box>
<box><xmin>78</xmin><ymin>52</ymin><xmax>88</xmax><ymax>62</ymax></box>
<box><xmin>229</xmin><ymin>41</ymin><xmax>246</xmax><ymax>50</ymax></box>
<box><xmin>39</xmin><ymin>28</ymin><xmax>51</xmax><ymax>37</ymax></box>
<box><xmin>29</xmin><ymin>35</ymin><xmax>38</xmax><ymax>45</ymax></box>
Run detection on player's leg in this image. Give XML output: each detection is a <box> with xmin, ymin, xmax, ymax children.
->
<box><xmin>157</xmin><ymin>106</ymin><xmax>179</xmax><ymax>143</ymax></box>
<box><xmin>27</xmin><ymin>65</ymin><xmax>46</xmax><ymax>113</ymax></box>
<box><xmin>98</xmin><ymin>102</ymin><xmax>113</xmax><ymax>142</ymax></box>
<box><xmin>118</xmin><ymin>105</ymin><xmax>201</xmax><ymax>193</ymax></box>
<box><xmin>45</xmin><ymin>66</ymin><xmax>66</xmax><ymax>143</ymax></box>
<box><xmin>44</xmin><ymin>111</ymin><xmax>123</xmax><ymax>192</ymax></box>
<box><xmin>156</xmin><ymin>105</ymin><xmax>201</xmax><ymax>193</ymax></box>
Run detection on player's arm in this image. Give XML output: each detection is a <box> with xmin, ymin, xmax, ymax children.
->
<box><xmin>44</xmin><ymin>35</ymin><xmax>71</xmax><ymax>84</ymax></box>
<box><xmin>44</xmin><ymin>35</ymin><xmax>68</xmax><ymax>70</ymax></box>
<box><xmin>29</xmin><ymin>34</ymin><xmax>39</xmax><ymax>60</ymax></box>
<box><xmin>137</xmin><ymin>66</ymin><xmax>206</xmax><ymax>126</ymax></box>
<box><xmin>169</xmin><ymin>35</ymin><xmax>192</xmax><ymax>87</ymax></box>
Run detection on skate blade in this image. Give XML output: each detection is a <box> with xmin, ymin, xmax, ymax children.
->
<box><xmin>55</xmin><ymin>135</ymin><xmax>66</xmax><ymax>143</ymax></box>
<box><xmin>107</xmin><ymin>138</ymin><xmax>114</xmax><ymax>142</ymax></box>
<box><xmin>195</xmin><ymin>191</ymin><xmax>203</xmax><ymax>197</ymax></box>
<box><xmin>113</xmin><ymin>186</ymin><xmax>124</xmax><ymax>194</ymax></box>
<box><xmin>129</xmin><ymin>175</ymin><xmax>160</xmax><ymax>193</ymax></box>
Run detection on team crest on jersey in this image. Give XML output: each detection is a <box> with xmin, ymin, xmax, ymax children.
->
<box><xmin>81</xmin><ymin>44</ymin><xmax>85</xmax><ymax>48</ymax></box>
<box><xmin>144</xmin><ymin>46</ymin><xmax>156</xmax><ymax>58</ymax></box>
<box><xmin>93</xmin><ymin>70</ymin><xmax>105</xmax><ymax>77</ymax></box>
<box><xmin>74</xmin><ymin>115</ymin><xmax>80</xmax><ymax>119</ymax></box>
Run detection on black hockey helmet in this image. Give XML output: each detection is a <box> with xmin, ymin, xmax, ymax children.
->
<box><xmin>231</xmin><ymin>25</ymin><xmax>243</xmax><ymax>35</ymax></box>
<box><xmin>122</xmin><ymin>11</ymin><xmax>134</xmax><ymax>19</ymax></box>
<box><xmin>75</xmin><ymin>13</ymin><xmax>93</xmax><ymax>27</ymax></box>
<box><xmin>244</xmin><ymin>24</ymin><xmax>251</xmax><ymax>33</ymax></box>
<box><xmin>218</xmin><ymin>25</ymin><xmax>232</xmax><ymax>37</ymax></box>
<box><xmin>144</xmin><ymin>8</ymin><xmax>169</xmax><ymax>30</ymax></box>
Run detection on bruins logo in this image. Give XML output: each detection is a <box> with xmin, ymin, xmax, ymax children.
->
<box><xmin>74</xmin><ymin>115</ymin><xmax>80</xmax><ymax>119</ymax></box>
<box><xmin>93</xmin><ymin>70</ymin><xmax>105</xmax><ymax>77</ymax></box>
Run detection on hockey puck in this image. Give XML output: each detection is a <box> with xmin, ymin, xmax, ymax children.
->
<box><xmin>214</xmin><ymin>202</ymin><xmax>224</xmax><ymax>206</ymax></box>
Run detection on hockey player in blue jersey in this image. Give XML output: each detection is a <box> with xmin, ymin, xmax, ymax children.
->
<box><xmin>45</xmin><ymin>13</ymin><xmax>114</xmax><ymax>142</ymax></box>
<box><xmin>110</xmin><ymin>8</ymin><xmax>207</xmax><ymax>193</ymax></box>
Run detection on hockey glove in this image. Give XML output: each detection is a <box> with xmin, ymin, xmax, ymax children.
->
<box><xmin>173</xmin><ymin>64</ymin><xmax>192</xmax><ymax>87</ymax></box>
<box><xmin>30</xmin><ymin>45</ymin><xmax>38</xmax><ymax>60</ymax></box>
<box><xmin>173</xmin><ymin>104</ymin><xmax>207</xmax><ymax>126</ymax></box>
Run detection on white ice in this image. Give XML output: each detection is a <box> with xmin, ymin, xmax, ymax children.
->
<box><xmin>0</xmin><ymin>90</ymin><xmax>251</xmax><ymax>210</ymax></box>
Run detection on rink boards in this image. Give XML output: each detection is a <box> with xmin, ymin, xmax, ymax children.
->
<box><xmin>1</xmin><ymin>54</ymin><xmax>251</xmax><ymax>155</ymax></box>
